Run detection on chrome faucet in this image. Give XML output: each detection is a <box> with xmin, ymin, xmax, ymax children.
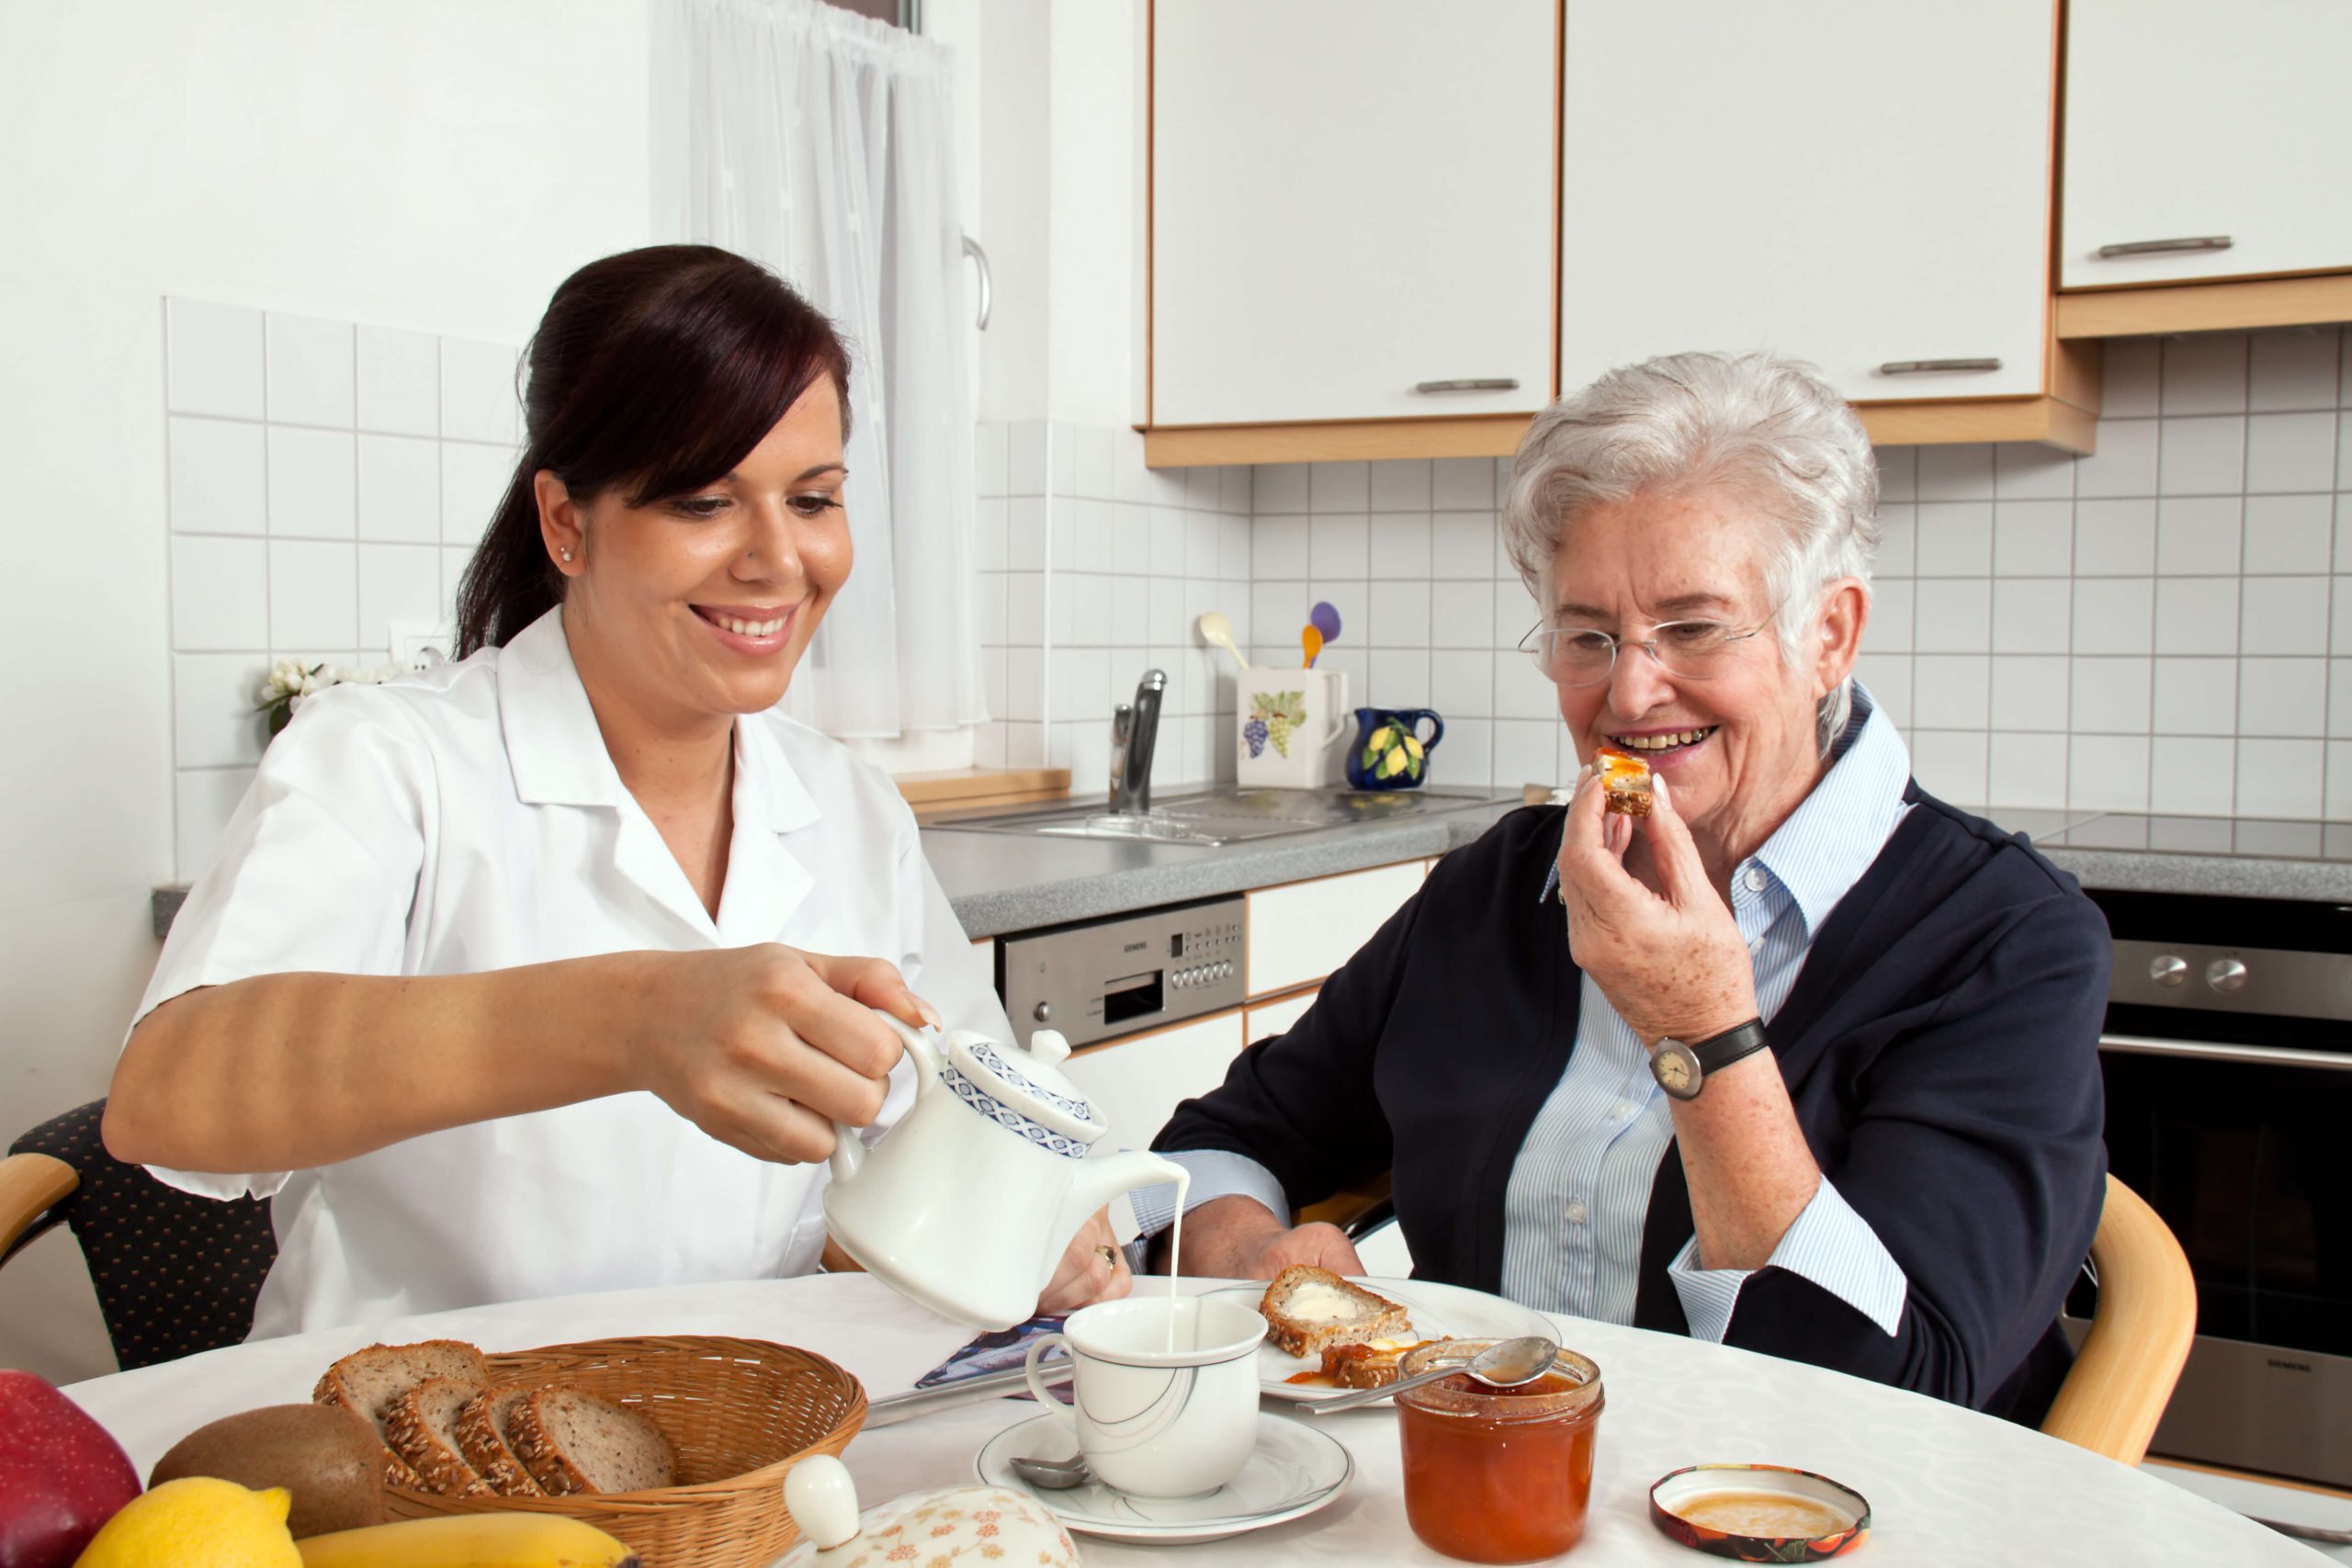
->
<box><xmin>1107</xmin><ymin>669</ymin><xmax>1167</xmax><ymax>816</ymax></box>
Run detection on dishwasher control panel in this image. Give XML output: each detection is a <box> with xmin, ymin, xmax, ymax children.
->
<box><xmin>999</xmin><ymin>896</ymin><xmax>1246</xmax><ymax>1049</ymax></box>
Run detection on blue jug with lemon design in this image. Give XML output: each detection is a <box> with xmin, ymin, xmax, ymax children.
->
<box><xmin>1346</xmin><ymin>707</ymin><xmax>1444</xmax><ymax>790</ymax></box>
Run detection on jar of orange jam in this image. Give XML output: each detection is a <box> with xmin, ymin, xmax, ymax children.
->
<box><xmin>1394</xmin><ymin>1340</ymin><xmax>1604</xmax><ymax>1563</ymax></box>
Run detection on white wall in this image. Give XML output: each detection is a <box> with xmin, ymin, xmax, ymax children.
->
<box><xmin>0</xmin><ymin>0</ymin><xmax>652</xmax><ymax>1382</ymax></box>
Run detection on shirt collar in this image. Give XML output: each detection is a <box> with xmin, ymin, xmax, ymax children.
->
<box><xmin>1536</xmin><ymin>681</ymin><xmax>1909</xmax><ymax>931</ymax></box>
<box><xmin>1734</xmin><ymin>682</ymin><xmax>1909</xmax><ymax>942</ymax></box>
<box><xmin>496</xmin><ymin>605</ymin><xmax>822</xmax><ymax>834</ymax></box>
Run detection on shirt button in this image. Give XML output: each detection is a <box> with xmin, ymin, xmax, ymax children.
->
<box><xmin>1743</xmin><ymin>865</ymin><xmax>1768</xmax><ymax>892</ymax></box>
<box><xmin>1565</xmin><ymin>1200</ymin><xmax>1589</xmax><ymax>1225</ymax></box>
<box><xmin>1610</xmin><ymin>1101</ymin><xmax>1635</xmax><ymax>1122</ymax></box>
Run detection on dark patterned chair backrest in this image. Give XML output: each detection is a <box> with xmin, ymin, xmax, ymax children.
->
<box><xmin>8</xmin><ymin>1100</ymin><xmax>277</xmax><ymax>1369</ymax></box>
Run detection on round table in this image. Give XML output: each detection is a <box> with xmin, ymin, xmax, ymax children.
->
<box><xmin>62</xmin><ymin>1274</ymin><xmax>2308</xmax><ymax>1567</ymax></box>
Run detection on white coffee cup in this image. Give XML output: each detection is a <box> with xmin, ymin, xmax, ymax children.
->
<box><xmin>1021</xmin><ymin>1294</ymin><xmax>1267</xmax><ymax>1497</ymax></box>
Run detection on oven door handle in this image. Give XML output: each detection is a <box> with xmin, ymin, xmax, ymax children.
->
<box><xmin>2099</xmin><ymin>1032</ymin><xmax>2352</xmax><ymax>1071</ymax></box>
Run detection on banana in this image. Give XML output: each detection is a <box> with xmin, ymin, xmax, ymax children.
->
<box><xmin>296</xmin><ymin>1512</ymin><xmax>641</xmax><ymax>1568</ymax></box>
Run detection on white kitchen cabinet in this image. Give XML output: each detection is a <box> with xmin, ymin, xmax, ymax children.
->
<box><xmin>1557</xmin><ymin>0</ymin><xmax>2056</xmax><ymax>405</ymax></box>
<box><xmin>1245</xmin><ymin>986</ymin><xmax>1320</xmax><ymax>1043</ymax></box>
<box><xmin>1246</xmin><ymin>860</ymin><xmax>1427</xmax><ymax>998</ymax></box>
<box><xmin>1063</xmin><ymin>1008</ymin><xmax>1249</xmax><ymax>1162</ymax></box>
<box><xmin>2063</xmin><ymin>1</ymin><xmax>2352</xmax><ymax>289</ymax></box>
<box><xmin>1150</xmin><ymin>0</ymin><xmax>1555</xmax><ymax>428</ymax></box>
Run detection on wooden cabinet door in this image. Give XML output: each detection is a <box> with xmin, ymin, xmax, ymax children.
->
<box><xmin>2063</xmin><ymin>0</ymin><xmax>2352</xmax><ymax>289</ymax></box>
<box><xmin>1246</xmin><ymin>861</ymin><xmax>1428</xmax><ymax>998</ymax></box>
<box><xmin>1151</xmin><ymin>0</ymin><xmax>1556</xmax><ymax>426</ymax></box>
<box><xmin>1557</xmin><ymin>0</ymin><xmax>2056</xmax><ymax>404</ymax></box>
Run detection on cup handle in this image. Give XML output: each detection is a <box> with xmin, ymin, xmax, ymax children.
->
<box><xmin>1023</xmin><ymin>1334</ymin><xmax>1078</xmax><ymax>1431</ymax></box>
<box><xmin>1413</xmin><ymin>710</ymin><xmax>1445</xmax><ymax>750</ymax></box>
<box><xmin>1320</xmin><ymin>672</ymin><xmax>1348</xmax><ymax>746</ymax></box>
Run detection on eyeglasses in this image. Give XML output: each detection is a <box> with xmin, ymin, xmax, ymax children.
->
<box><xmin>1519</xmin><ymin>611</ymin><xmax>1774</xmax><ymax>687</ymax></box>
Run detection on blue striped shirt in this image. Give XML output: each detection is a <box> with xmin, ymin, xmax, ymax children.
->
<box><xmin>1135</xmin><ymin>685</ymin><xmax>1911</xmax><ymax>1344</ymax></box>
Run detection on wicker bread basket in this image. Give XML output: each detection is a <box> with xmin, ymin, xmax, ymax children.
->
<box><xmin>382</xmin><ymin>1336</ymin><xmax>866</xmax><ymax>1568</ymax></box>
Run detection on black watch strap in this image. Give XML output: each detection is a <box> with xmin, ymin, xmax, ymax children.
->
<box><xmin>1690</xmin><ymin>1018</ymin><xmax>1770</xmax><ymax>1076</ymax></box>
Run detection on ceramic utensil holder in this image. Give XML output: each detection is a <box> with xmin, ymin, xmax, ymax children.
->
<box><xmin>1236</xmin><ymin>667</ymin><xmax>1349</xmax><ymax>788</ymax></box>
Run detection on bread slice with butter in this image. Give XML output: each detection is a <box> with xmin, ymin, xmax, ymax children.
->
<box><xmin>1258</xmin><ymin>1265</ymin><xmax>1413</xmax><ymax>1357</ymax></box>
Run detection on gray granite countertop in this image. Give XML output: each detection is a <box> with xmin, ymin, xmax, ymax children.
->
<box><xmin>923</xmin><ymin>790</ymin><xmax>1524</xmax><ymax>938</ymax></box>
<box><xmin>149</xmin><ymin>798</ymin><xmax>2352</xmax><ymax>942</ymax></box>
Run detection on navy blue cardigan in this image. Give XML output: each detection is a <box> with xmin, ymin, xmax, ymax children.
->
<box><xmin>1155</xmin><ymin>787</ymin><xmax>2109</xmax><ymax>1419</ymax></box>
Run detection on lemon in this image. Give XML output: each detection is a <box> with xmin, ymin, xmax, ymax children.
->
<box><xmin>74</xmin><ymin>1476</ymin><xmax>300</xmax><ymax>1568</ymax></box>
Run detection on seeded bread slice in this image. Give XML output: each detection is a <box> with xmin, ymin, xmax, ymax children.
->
<box><xmin>506</xmin><ymin>1387</ymin><xmax>678</xmax><ymax>1496</ymax></box>
<box><xmin>383</xmin><ymin>1377</ymin><xmax>494</xmax><ymax>1497</ymax></box>
<box><xmin>1258</xmin><ymin>1266</ymin><xmax>1413</xmax><ymax>1358</ymax></box>
<box><xmin>313</xmin><ymin>1340</ymin><xmax>492</xmax><ymax>1494</ymax></box>
<box><xmin>453</xmin><ymin>1385</ymin><xmax>547</xmax><ymax>1497</ymax></box>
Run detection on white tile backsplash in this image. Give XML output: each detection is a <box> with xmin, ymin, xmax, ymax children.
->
<box><xmin>166</xmin><ymin>299</ymin><xmax>265</xmax><ymax>420</ymax></box>
<box><xmin>164</xmin><ymin>302</ymin><xmax>525</xmax><ymax>874</ymax></box>
<box><xmin>266</xmin><ymin>426</ymin><xmax>357</xmax><ymax>538</ymax></box>
<box><xmin>265</xmin><ymin>312</ymin><xmax>356</xmax><ymax>428</ymax></box>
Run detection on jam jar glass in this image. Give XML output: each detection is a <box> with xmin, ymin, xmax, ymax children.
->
<box><xmin>1394</xmin><ymin>1338</ymin><xmax>1605</xmax><ymax>1563</ymax></box>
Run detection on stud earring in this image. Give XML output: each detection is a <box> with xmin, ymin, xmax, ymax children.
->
<box><xmin>560</xmin><ymin>547</ymin><xmax>574</xmax><ymax>562</ymax></box>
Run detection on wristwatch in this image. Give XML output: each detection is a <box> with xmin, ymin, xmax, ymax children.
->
<box><xmin>1649</xmin><ymin>1019</ymin><xmax>1770</xmax><ymax>1100</ymax></box>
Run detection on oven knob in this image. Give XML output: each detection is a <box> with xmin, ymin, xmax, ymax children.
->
<box><xmin>2205</xmin><ymin>958</ymin><xmax>2248</xmax><ymax>995</ymax></box>
<box><xmin>1033</xmin><ymin>1001</ymin><xmax>1052</xmax><ymax>1022</ymax></box>
<box><xmin>2148</xmin><ymin>954</ymin><xmax>2188</xmax><ymax>987</ymax></box>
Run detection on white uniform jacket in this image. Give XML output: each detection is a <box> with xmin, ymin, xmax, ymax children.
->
<box><xmin>133</xmin><ymin>607</ymin><xmax>1007</xmax><ymax>1337</ymax></box>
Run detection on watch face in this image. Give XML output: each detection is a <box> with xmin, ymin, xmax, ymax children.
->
<box><xmin>1651</xmin><ymin>1040</ymin><xmax>1702</xmax><ymax>1100</ymax></box>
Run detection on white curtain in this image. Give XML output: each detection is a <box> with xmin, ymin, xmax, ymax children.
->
<box><xmin>652</xmin><ymin>0</ymin><xmax>985</xmax><ymax>739</ymax></box>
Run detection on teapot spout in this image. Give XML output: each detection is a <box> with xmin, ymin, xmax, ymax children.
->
<box><xmin>1057</xmin><ymin>1150</ymin><xmax>1191</xmax><ymax>1261</ymax></box>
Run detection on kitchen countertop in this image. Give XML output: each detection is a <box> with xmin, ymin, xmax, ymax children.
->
<box><xmin>148</xmin><ymin>797</ymin><xmax>2352</xmax><ymax>942</ymax></box>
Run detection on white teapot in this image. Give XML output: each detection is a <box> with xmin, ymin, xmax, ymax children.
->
<box><xmin>822</xmin><ymin>1016</ymin><xmax>1186</xmax><ymax>1331</ymax></box>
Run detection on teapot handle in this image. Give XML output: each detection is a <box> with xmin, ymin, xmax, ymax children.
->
<box><xmin>830</xmin><ymin>1012</ymin><xmax>944</xmax><ymax>1185</ymax></box>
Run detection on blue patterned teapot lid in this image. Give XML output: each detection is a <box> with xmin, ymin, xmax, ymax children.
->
<box><xmin>939</xmin><ymin>1027</ymin><xmax>1104</xmax><ymax>1158</ymax></box>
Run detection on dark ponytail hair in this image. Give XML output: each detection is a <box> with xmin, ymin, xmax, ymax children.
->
<box><xmin>454</xmin><ymin>245</ymin><xmax>853</xmax><ymax>656</ymax></box>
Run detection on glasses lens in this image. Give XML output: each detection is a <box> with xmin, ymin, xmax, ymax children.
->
<box><xmin>1532</xmin><ymin>628</ymin><xmax>1617</xmax><ymax>685</ymax></box>
<box><xmin>1652</xmin><ymin>620</ymin><xmax>1738</xmax><ymax>678</ymax></box>
<box><xmin>1531</xmin><ymin>621</ymin><xmax>1746</xmax><ymax>684</ymax></box>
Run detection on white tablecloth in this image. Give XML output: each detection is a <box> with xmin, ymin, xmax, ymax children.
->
<box><xmin>62</xmin><ymin>1274</ymin><xmax>2316</xmax><ymax>1567</ymax></box>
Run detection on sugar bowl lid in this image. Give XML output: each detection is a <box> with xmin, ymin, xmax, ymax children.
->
<box><xmin>782</xmin><ymin>1455</ymin><xmax>1080</xmax><ymax>1568</ymax></box>
<box><xmin>940</xmin><ymin>1027</ymin><xmax>1104</xmax><ymax>1149</ymax></box>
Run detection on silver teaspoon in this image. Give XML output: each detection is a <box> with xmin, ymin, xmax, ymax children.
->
<box><xmin>1298</xmin><ymin>1334</ymin><xmax>1561</xmax><ymax>1416</ymax></box>
<box><xmin>1009</xmin><ymin>1451</ymin><xmax>1093</xmax><ymax>1490</ymax></box>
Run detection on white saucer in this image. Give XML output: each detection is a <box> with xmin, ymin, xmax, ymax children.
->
<box><xmin>975</xmin><ymin>1410</ymin><xmax>1354</xmax><ymax>1545</ymax></box>
<box><xmin>1204</xmin><ymin>1275</ymin><xmax>1558</xmax><ymax>1403</ymax></box>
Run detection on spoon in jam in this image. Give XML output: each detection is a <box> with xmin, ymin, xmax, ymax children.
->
<box><xmin>1298</xmin><ymin>1335</ymin><xmax>1561</xmax><ymax>1416</ymax></box>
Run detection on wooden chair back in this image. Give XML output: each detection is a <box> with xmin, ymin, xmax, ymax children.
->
<box><xmin>2041</xmin><ymin>1173</ymin><xmax>2198</xmax><ymax>1465</ymax></box>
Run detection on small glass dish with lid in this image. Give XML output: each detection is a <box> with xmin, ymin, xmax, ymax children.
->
<box><xmin>1393</xmin><ymin>1338</ymin><xmax>1605</xmax><ymax>1563</ymax></box>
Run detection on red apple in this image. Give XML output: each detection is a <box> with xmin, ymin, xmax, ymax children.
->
<box><xmin>0</xmin><ymin>1370</ymin><xmax>141</xmax><ymax>1568</ymax></box>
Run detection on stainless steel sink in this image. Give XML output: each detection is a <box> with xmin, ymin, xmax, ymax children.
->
<box><xmin>933</xmin><ymin>786</ymin><xmax>1499</xmax><ymax>846</ymax></box>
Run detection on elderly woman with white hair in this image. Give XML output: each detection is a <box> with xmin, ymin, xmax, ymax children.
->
<box><xmin>1138</xmin><ymin>351</ymin><xmax>2108</xmax><ymax>1419</ymax></box>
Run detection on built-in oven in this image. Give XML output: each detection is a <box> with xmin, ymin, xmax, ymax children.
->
<box><xmin>996</xmin><ymin>896</ymin><xmax>1246</xmax><ymax>1050</ymax></box>
<box><xmin>2075</xmin><ymin>887</ymin><xmax>2352</xmax><ymax>1488</ymax></box>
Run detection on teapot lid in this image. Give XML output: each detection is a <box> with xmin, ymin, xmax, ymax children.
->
<box><xmin>940</xmin><ymin>1028</ymin><xmax>1104</xmax><ymax>1155</ymax></box>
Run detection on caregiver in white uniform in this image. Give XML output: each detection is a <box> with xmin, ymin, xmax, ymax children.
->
<box><xmin>106</xmin><ymin>244</ymin><xmax>1129</xmax><ymax>1337</ymax></box>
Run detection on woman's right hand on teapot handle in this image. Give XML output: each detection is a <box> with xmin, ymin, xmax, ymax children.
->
<box><xmin>629</xmin><ymin>943</ymin><xmax>941</xmax><ymax>1166</ymax></box>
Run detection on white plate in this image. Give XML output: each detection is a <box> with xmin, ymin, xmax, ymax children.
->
<box><xmin>976</xmin><ymin>1409</ymin><xmax>1354</xmax><ymax>1545</ymax></box>
<box><xmin>1204</xmin><ymin>1275</ymin><xmax>1557</xmax><ymax>1404</ymax></box>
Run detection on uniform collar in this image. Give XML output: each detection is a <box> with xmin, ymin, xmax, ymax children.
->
<box><xmin>496</xmin><ymin>605</ymin><xmax>821</xmax><ymax>835</ymax></box>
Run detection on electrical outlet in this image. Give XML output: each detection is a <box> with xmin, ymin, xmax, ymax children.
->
<box><xmin>388</xmin><ymin>619</ymin><xmax>455</xmax><ymax>671</ymax></box>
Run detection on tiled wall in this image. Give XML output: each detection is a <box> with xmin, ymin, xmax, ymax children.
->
<box><xmin>1235</xmin><ymin>328</ymin><xmax>2352</xmax><ymax>818</ymax></box>
<box><xmin>972</xmin><ymin>422</ymin><xmax>1253</xmax><ymax>790</ymax></box>
<box><xmin>163</xmin><ymin>298</ymin><xmax>519</xmax><ymax>878</ymax></box>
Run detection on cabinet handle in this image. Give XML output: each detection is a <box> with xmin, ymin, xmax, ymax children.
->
<box><xmin>961</xmin><ymin>233</ymin><xmax>991</xmax><ymax>331</ymax></box>
<box><xmin>1412</xmin><ymin>378</ymin><xmax>1520</xmax><ymax>394</ymax></box>
<box><xmin>2096</xmin><ymin>235</ymin><xmax>2234</xmax><ymax>259</ymax></box>
<box><xmin>1877</xmin><ymin>357</ymin><xmax>2002</xmax><ymax>376</ymax></box>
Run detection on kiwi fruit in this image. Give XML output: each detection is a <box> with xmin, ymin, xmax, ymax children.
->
<box><xmin>150</xmin><ymin>1403</ymin><xmax>385</xmax><ymax>1537</ymax></box>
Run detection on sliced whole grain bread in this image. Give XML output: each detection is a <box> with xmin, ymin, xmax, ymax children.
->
<box><xmin>313</xmin><ymin>1340</ymin><xmax>492</xmax><ymax>1495</ymax></box>
<box><xmin>1258</xmin><ymin>1265</ymin><xmax>1413</xmax><ymax>1357</ymax></box>
<box><xmin>506</xmin><ymin>1387</ymin><xmax>678</xmax><ymax>1496</ymax></box>
<box><xmin>383</xmin><ymin>1376</ymin><xmax>494</xmax><ymax>1497</ymax></box>
<box><xmin>453</xmin><ymin>1385</ymin><xmax>547</xmax><ymax>1498</ymax></box>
